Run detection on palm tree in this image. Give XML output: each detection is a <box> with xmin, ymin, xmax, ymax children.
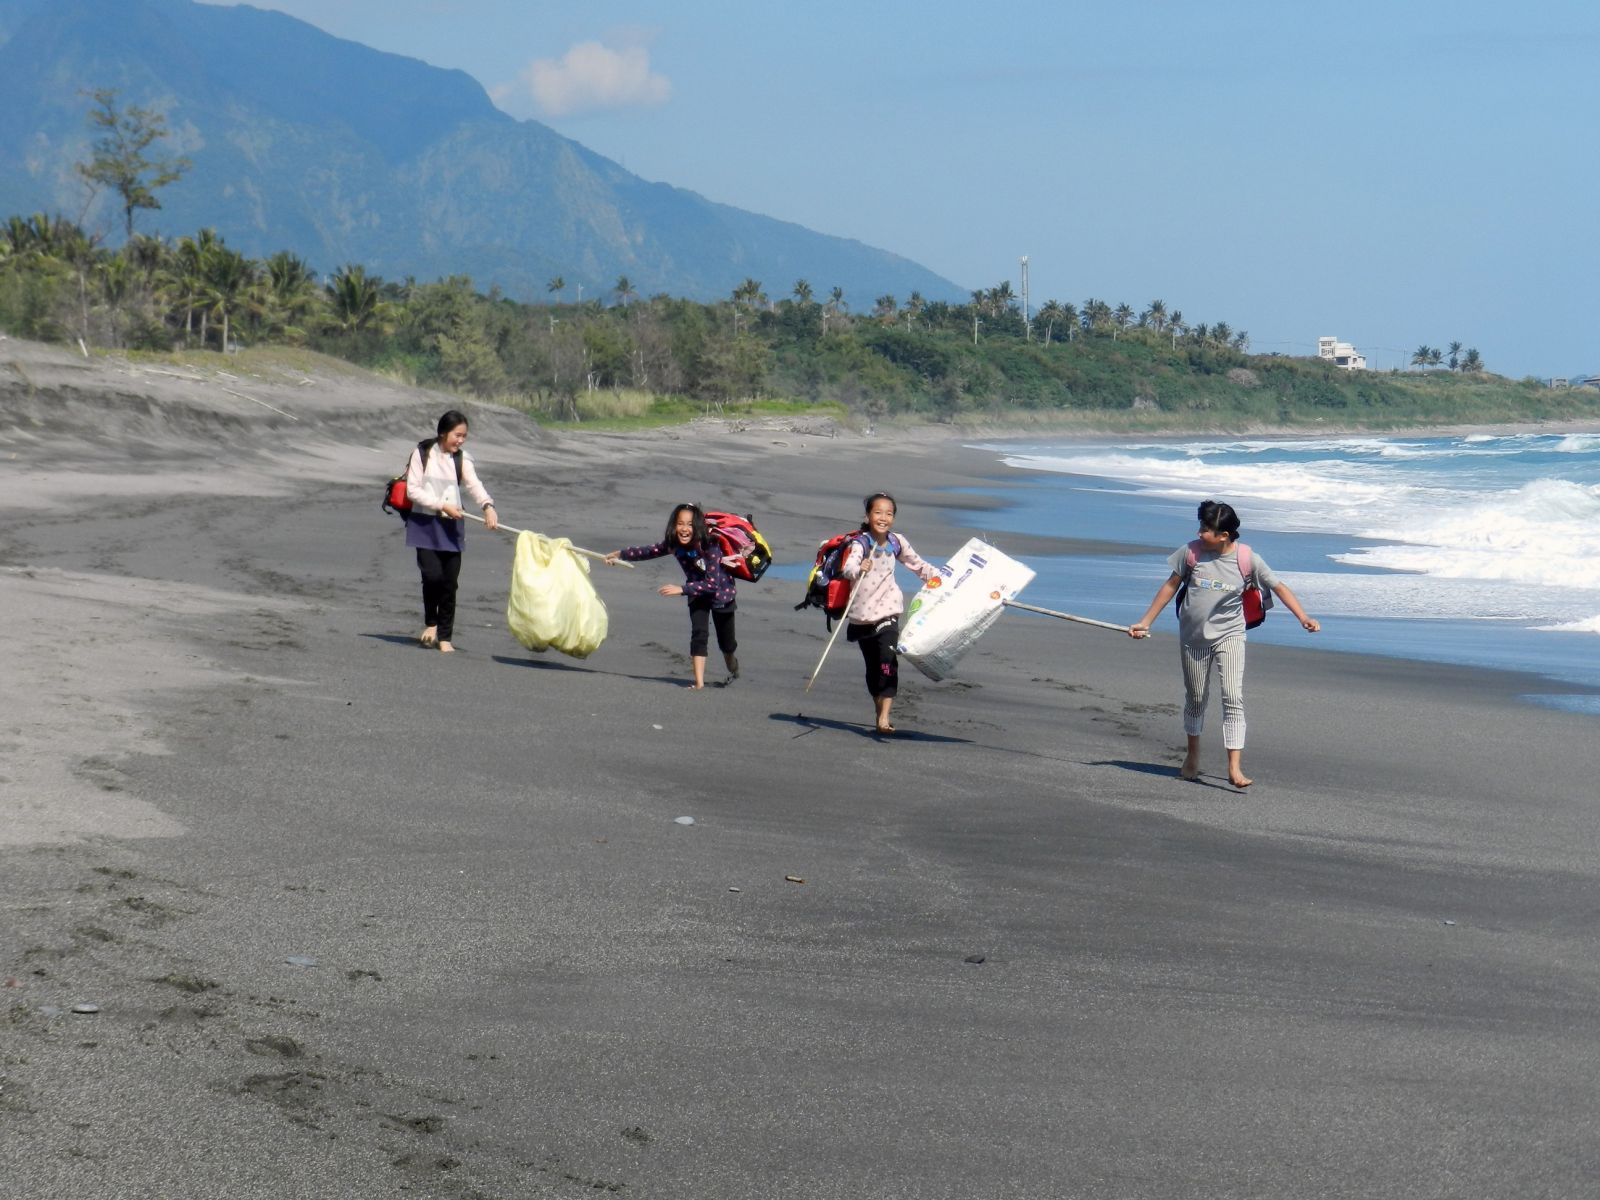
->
<box><xmin>325</xmin><ymin>263</ymin><xmax>391</xmax><ymax>334</ymax></box>
<box><xmin>1447</xmin><ymin>340</ymin><xmax>1462</xmax><ymax>370</ymax></box>
<box><xmin>613</xmin><ymin>274</ymin><xmax>636</xmax><ymax>306</ymax></box>
<box><xmin>1461</xmin><ymin>347</ymin><xmax>1483</xmax><ymax>373</ymax></box>
<box><xmin>1232</xmin><ymin>330</ymin><xmax>1249</xmax><ymax>352</ymax></box>
<box><xmin>546</xmin><ymin>276</ymin><xmax>564</xmax><ymax>301</ymax></box>
<box><xmin>728</xmin><ymin>277</ymin><xmax>766</xmax><ymax>333</ymax></box>
<box><xmin>904</xmin><ymin>291</ymin><xmax>924</xmax><ymax>330</ymax></box>
<box><xmin>1143</xmin><ymin>299</ymin><xmax>1168</xmax><ymax>332</ymax></box>
<box><xmin>1411</xmin><ymin>344</ymin><xmax>1432</xmax><ymax>369</ymax></box>
<box><xmin>732</xmin><ymin>278</ymin><xmax>766</xmax><ymax>308</ymax></box>
<box><xmin>1036</xmin><ymin>299</ymin><xmax>1065</xmax><ymax>346</ymax></box>
<box><xmin>263</xmin><ymin>250</ymin><xmax>317</xmax><ymax>339</ymax></box>
<box><xmin>1428</xmin><ymin>347</ymin><xmax>1443</xmax><ymax>368</ymax></box>
<box><xmin>167</xmin><ymin>228</ymin><xmax>222</xmax><ymax>346</ymax></box>
<box><xmin>200</xmin><ymin>242</ymin><xmax>255</xmax><ymax>352</ymax></box>
<box><xmin>122</xmin><ymin>231</ymin><xmax>166</xmax><ymax>277</ymax></box>
<box><xmin>1113</xmin><ymin>303</ymin><xmax>1134</xmax><ymax>337</ymax></box>
<box><xmin>873</xmin><ymin>294</ymin><xmax>897</xmax><ymax>323</ymax></box>
<box><xmin>825</xmin><ymin>284</ymin><xmax>851</xmax><ymax>334</ymax></box>
<box><xmin>792</xmin><ymin>279</ymin><xmax>813</xmax><ymax>305</ymax></box>
<box><xmin>1211</xmin><ymin>321</ymin><xmax>1233</xmax><ymax>347</ymax></box>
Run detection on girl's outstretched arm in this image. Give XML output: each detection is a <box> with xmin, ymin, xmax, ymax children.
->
<box><xmin>607</xmin><ymin>540</ymin><xmax>670</xmax><ymax>564</ymax></box>
<box><xmin>1129</xmin><ymin>572</ymin><xmax>1183</xmax><ymax>638</ymax></box>
<box><xmin>1271</xmin><ymin>583</ymin><xmax>1321</xmax><ymax>632</ymax></box>
<box><xmin>895</xmin><ymin>538</ymin><xmax>940</xmax><ymax>584</ymax></box>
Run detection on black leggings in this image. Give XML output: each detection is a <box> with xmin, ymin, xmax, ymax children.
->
<box><xmin>688</xmin><ymin>598</ymin><xmax>737</xmax><ymax>657</ymax></box>
<box><xmin>416</xmin><ymin>548</ymin><xmax>463</xmax><ymax>641</ymax></box>
<box><xmin>849</xmin><ymin>617</ymin><xmax>900</xmax><ymax>699</ymax></box>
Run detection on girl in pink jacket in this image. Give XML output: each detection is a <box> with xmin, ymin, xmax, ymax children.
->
<box><xmin>839</xmin><ymin>492</ymin><xmax>941</xmax><ymax>735</ymax></box>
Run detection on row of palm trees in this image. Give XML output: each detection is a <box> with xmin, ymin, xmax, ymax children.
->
<box><xmin>1</xmin><ymin>212</ymin><xmax>396</xmax><ymax>350</ymax></box>
<box><xmin>535</xmin><ymin>266</ymin><xmax>1250</xmax><ymax>357</ymax></box>
<box><xmin>732</xmin><ymin>274</ymin><xmax>1252</xmax><ymax>353</ymax></box>
<box><xmin>1411</xmin><ymin>342</ymin><xmax>1484</xmax><ymax>372</ymax></box>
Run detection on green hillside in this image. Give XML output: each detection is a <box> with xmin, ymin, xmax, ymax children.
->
<box><xmin>0</xmin><ymin>0</ymin><xmax>963</xmax><ymax>307</ymax></box>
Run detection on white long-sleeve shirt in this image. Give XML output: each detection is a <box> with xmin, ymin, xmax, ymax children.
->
<box><xmin>840</xmin><ymin>534</ymin><xmax>939</xmax><ymax>624</ymax></box>
<box><xmin>404</xmin><ymin>442</ymin><xmax>493</xmax><ymax>515</ymax></box>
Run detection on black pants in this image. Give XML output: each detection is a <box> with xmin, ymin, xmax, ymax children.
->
<box><xmin>849</xmin><ymin>616</ymin><xmax>900</xmax><ymax>699</ymax></box>
<box><xmin>416</xmin><ymin>548</ymin><xmax>462</xmax><ymax>641</ymax></box>
<box><xmin>688</xmin><ymin>598</ymin><xmax>737</xmax><ymax>657</ymax></box>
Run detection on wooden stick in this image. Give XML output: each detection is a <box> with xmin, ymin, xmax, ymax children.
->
<box><xmin>220</xmin><ymin>386</ymin><xmax>299</xmax><ymax>421</ymax></box>
<box><xmin>461</xmin><ymin>512</ymin><xmax>632</xmax><ymax>566</ymax></box>
<box><xmin>804</xmin><ymin>574</ymin><xmax>864</xmax><ymax>693</ymax></box>
<box><xmin>1002</xmin><ymin>599</ymin><xmax>1132</xmax><ymax>634</ymax></box>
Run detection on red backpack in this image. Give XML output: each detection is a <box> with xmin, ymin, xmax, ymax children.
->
<box><xmin>703</xmin><ymin>511</ymin><xmax>774</xmax><ymax>582</ymax></box>
<box><xmin>793</xmin><ymin>530</ymin><xmax>897</xmax><ymax>625</ymax></box>
<box><xmin>1176</xmin><ymin>540</ymin><xmax>1268</xmax><ymax>628</ymax></box>
<box><xmin>382</xmin><ymin>440</ymin><xmax>460</xmax><ymax>517</ymax></box>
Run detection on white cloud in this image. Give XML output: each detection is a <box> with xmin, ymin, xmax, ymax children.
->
<box><xmin>496</xmin><ymin>41</ymin><xmax>671</xmax><ymax>118</ymax></box>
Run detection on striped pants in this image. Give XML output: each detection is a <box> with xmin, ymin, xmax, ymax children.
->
<box><xmin>1181</xmin><ymin>637</ymin><xmax>1247</xmax><ymax>749</ymax></box>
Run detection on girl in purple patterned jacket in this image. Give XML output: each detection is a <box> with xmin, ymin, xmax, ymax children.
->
<box><xmin>606</xmin><ymin>504</ymin><xmax>741</xmax><ymax>690</ymax></box>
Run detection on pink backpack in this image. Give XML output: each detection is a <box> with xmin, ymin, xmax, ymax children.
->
<box><xmin>1177</xmin><ymin>540</ymin><xmax>1269</xmax><ymax>629</ymax></box>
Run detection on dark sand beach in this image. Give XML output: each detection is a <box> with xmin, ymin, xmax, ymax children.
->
<box><xmin>3</xmin><ymin>336</ymin><xmax>1598</xmax><ymax>1199</ymax></box>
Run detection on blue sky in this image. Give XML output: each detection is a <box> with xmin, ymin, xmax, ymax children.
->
<box><xmin>207</xmin><ymin>1</ymin><xmax>1599</xmax><ymax>378</ymax></box>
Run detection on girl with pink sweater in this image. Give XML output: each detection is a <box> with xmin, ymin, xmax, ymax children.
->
<box><xmin>839</xmin><ymin>492</ymin><xmax>941</xmax><ymax>735</ymax></box>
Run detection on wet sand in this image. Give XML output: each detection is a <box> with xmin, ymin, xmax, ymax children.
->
<box><xmin>3</xmin><ymin>336</ymin><xmax>1598</xmax><ymax>1199</ymax></box>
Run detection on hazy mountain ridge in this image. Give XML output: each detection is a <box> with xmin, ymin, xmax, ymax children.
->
<box><xmin>0</xmin><ymin>0</ymin><xmax>963</xmax><ymax>303</ymax></box>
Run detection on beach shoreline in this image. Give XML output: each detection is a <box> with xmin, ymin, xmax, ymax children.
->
<box><xmin>4</xmin><ymin>340</ymin><xmax>1598</xmax><ymax>1198</ymax></box>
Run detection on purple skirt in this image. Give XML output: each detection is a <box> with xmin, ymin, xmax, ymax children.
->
<box><xmin>404</xmin><ymin>512</ymin><xmax>465</xmax><ymax>553</ymax></box>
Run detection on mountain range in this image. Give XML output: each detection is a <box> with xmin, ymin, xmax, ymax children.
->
<box><xmin>0</xmin><ymin>0</ymin><xmax>964</xmax><ymax>305</ymax></box>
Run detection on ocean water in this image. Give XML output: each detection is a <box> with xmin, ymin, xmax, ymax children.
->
<box><xmin>952</xmin><ymin>433</ymin><xmax>1600</xmax><ymax>715</ymax></box>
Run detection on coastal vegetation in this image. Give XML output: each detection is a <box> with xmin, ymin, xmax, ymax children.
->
<box><xmin>7</xmin><ymin>210</ymin><xmax>1596</xmax><ymax>431</ymax></box>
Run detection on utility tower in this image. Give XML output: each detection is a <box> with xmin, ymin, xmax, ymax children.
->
<box><xmin>1019</xmin><ymin>255</ymin><xmax>1031</xmax><ymax>341</ymax></box>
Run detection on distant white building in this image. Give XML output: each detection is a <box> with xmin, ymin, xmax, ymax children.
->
<box><xmin>1318</xmin><ymin>336</ymin><xmax>1367</xmax><ymax>371</ymax></box>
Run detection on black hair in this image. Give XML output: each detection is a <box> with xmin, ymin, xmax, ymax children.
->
<box><xmin>436</xmin><ymin>409</ymin><xmax>469</xmax><ymax>438</ymax></box>
<box><xmin>665</xmin><ymin>503</ymin><xmax>709</xmax><ymax>550</ymax></box>
<box><xmin>1197</xmin><ymin>499</ymin><xmax>1241</xmax><ymax>541</ymax></box>
<box><xmin>860</xmin><ymin>491</ymin><xmax>897</xmax><ymax>531</ymax></box>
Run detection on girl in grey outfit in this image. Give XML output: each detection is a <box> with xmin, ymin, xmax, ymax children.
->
<box><xmin>1129</xmin><ymin>499</ymin><xmax>1320</xmax><ymax>789</ymax></box>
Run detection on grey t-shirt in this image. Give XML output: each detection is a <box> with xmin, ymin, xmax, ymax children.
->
<box><xmin>1167</xmin><ymin>543</ymin><xmax>1279</xmax><ymax>647</ymax></box>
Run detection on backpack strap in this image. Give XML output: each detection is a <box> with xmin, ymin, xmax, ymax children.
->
<box><xmin>1235</xmin><ymin>542</ymin><xmax>1252</xmax><ymax>584</ymax></box>
<box><xmin>1182</xmin><ymin>539</ymin><xmax>1202</xmax><ymax>577</ymax></box>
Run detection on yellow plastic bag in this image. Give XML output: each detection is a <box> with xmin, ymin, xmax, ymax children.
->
<box><xmin>506</xmin><ymin>531</ymin><xmax>609</xmax><ymax>658</ymax></box>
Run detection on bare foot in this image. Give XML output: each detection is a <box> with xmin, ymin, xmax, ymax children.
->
<box><xmin>1228</xmin><ymin>772</ymin><xmax>1253</xmax><ymax>789</ymax></box>
<box><xmin>688</xmin><ymin>682</ymin><xmax>705</xmax><ymax>690</ymax></box>
<box><xmin>438</xmin><ymin>641</ymin><xmax>456</xmax><ymax>654</ymax></box>
<box><xmin>419</xmin><ymin>626</ymin><xmax>438</xmax><ymax>648</ymax></box>
<box><xmin>1178</xmin><ymin>758</ymin><xmax>1200</xmax><ymax>781</ymax></box>
<box><xmin>875</xmin><ymin>723</ymin><xmax>896</xmax><ymax>735</ymax></box>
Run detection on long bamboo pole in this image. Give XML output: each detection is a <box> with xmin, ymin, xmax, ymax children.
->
<box><xmin>462</xmin><ymin>511</ymin><xmax>633</xmax><ymax>566</ymax></box>
<box><xmin>1002</xmin><ymin>598</ymin><xmax>1131</xmax><ymax>634</ymax></box>
<box><xmin>804</xmin><ymin>574</ymin><xmax>865</xmax><ymax>692</ymax></box>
